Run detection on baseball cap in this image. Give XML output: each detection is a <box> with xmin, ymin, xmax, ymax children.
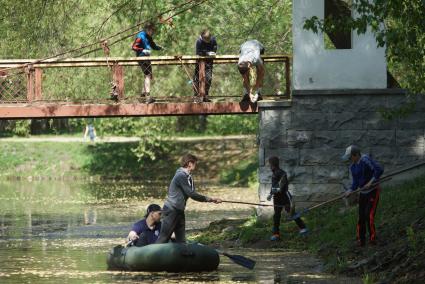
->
<box><xmin>145</xmin><ymin>204</ymin><xmax>162</xmax><ymax>217</ymax></box>
<box><xmin>341</xmin><ymin>145</ymin><xmax>361</xmax><ymax>161</ymax></box>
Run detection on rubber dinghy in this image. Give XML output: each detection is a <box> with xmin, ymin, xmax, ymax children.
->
<box><xmin>107</xmin><ymin>243</ymin><xmax>220</xmax><ymax>272</ymax></box>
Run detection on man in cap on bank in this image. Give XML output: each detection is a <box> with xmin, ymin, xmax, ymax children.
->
<box><xmin>127</xmin><ymin>204</ymin><xmax>162</xmax><ymax>247</ymax></box>
<box><xmin>342</xmin><ymin>145</ymin><xmax>384</xmax><ymax>247</ymax></box>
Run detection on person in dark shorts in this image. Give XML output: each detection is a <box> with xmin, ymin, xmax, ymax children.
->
<box><xmin>132</xmin><ymin>22</ymin><xmax>163</xmax><ymax>104</ymax></box>
<box><xmin>267</xmin><ymin>156</ymin><xmax>308</xmax><ymax>241</ymax></box>
<box><xmin>156</xmin><ymin>154</ymin><xmax>222</xmax><ymax>243</ymax></box>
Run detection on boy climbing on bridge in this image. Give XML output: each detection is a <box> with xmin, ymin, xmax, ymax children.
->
<box><xmin>237</xmin><ymin>40</ymin><xmax>265</xmax><ymax>103</ymax></box>
<box><xmin>132</xmin><ymin>22</ymin><xmax>163</xmax><ymax>104</ymax></box>
<box><xmin>267</xmin><ymin>156</ymin><xmax>308</xmax><ymax>241</ymax></box>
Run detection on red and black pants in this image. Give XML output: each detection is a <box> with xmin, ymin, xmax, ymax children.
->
<box><xmin>357</xmin><ymin>186</ymin><xmax>380</xmax><ymax>245</ymax></box>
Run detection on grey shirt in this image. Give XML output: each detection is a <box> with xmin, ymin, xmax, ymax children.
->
<box><xmin>164</xmin><ymin>167</ymin><xmax>210</xmax><ymax>211</ymax></box>
<box><xmin>238</xmin><ymin>40</ymin><xmax>265</xmax><ymax>66</ymax></box>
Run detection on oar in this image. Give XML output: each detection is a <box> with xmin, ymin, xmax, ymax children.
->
<box><xmin>218</xmin><ymin>250</ymin><xmax>256</xmax><ymax>270</ymax></box>
<box><xmin>289</xmin><ymin>176</ymin><xmax>393</xmax><ymax>221</ymax></box>
<box><xmin>197</xmin><ymin>243</ymin><xmax>256</xmax><ymax>270</ymax></box>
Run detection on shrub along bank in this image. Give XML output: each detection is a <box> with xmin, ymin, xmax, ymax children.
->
<box><xmin>0</xmin><ymin>137</ymin><xmax>257</xmax><ymax>186</ymax></box>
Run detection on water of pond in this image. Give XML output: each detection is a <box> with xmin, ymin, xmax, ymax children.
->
<box><xmin>0</xmin><ymin>180</ymin><xmax>360</xmax><ymax>283</ymax></box>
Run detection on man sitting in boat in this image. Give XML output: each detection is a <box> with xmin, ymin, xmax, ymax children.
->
<box><xmin>127</xmin><ymin>204</ymin><xmax>162</xmax><ymax>247</ymax></box>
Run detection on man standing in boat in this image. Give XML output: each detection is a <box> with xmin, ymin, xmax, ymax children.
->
<box><xmin>127</xmin><ymin>204</ymin><xmax>162</xmax><ymax>246</ymax></box>
<box><xmin>156</xmin><ymin>154</ymin><xmax>222</xmax><ymax>243</ymax></box>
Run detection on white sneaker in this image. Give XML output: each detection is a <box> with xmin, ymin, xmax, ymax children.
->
<box><xmin>251</xmin><ymin>93</ymin><xmax>259</xmax><ymax>103</ymax></box>
<box><xmin>299</xmin><ymin>228</ymin><xmax>309</xmax><ymax>235</ymax></box>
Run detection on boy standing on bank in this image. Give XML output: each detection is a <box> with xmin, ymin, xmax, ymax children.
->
<box><xmin>267</xmin><ymin>156</ymin><xmax>308</xmax><ymax>241</ymax></box>
<box><xmin>342</xmin><ymin>145</ymin><xmax>383</xmax><ymax>247</ymax></box>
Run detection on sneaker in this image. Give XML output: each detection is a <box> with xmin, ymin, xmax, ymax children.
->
<box><xmin>251</xmin><ymin>93</ymin><xmax>259</xmax><ymax>103</ymax></box>
<box><xmin>146</xmin><ymin>96</ymin><xmax>155</xmax><ymax>104</ymax></box>
<box><xmin>140</xmin><ymin>92</ymin><xmax>147</xmax><ymax>98</ymax></box>
<box><xmin>193</xmin><ymin>96</ymin><xmax>202</xmax><ymax>103</ymax></box>
<box><xmin>202</xmin><ymin>96</ymin><xmax>211</xmax><ymax>102</ymax></box>
<box><xmin>241</xmin><ymin>93</ymin><xmax>250</xmax><ymax>102</ymax></box>
<box><xmin>110</xmin><ymin>94</ymin><xmax>119</xmax><ymax>102</ymax></box>
<box><xmin>299</xmin><ymin>228</ymin><xmax>309</xmax><ymax>236</ymax></box>
<box><xmin>270</xmin><ymin>234</ymin><xmax>280</xmax><ymax>241</ymax></box>
<box><xmin>257</xmin><ymin>93</ymin><xmax>263</xmax><ymax>101</ymax></box>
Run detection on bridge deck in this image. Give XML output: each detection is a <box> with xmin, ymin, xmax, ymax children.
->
<box><xmin>0</xmin><ymin>101</ymin><xmax>265</xmax><ymax>119</ymax></box>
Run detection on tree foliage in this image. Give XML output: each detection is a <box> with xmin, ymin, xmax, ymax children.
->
<box><xmin>0</xmin><ymin>0</ymin><xmax>293</xmax><ymax>160</ymax></box>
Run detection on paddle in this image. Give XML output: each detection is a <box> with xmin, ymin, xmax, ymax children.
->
<box><xmin>219</xmin><ymin>250</ymin><xmax>256</xmax><ymax>270</ymax></box>
<box><xmin>196</xmin><ymin>243</ymin><xmax>256</xmax><ymax>270</ymax></box>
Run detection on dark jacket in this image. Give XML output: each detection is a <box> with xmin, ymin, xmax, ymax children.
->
<box><xmin>195</xmin><ymin>36</ymin><xmax>217</xmax><ymax>56</ymax></box>
<box><xmin>270</xmin><ymin>168</ymin><xmax>289</xmax><ymax>205</ymax></box>
<box><xmin>164</xmin><ymin>167</ymin><xmax>210</xmax><ymax>211</ymax></box>
<box><xmin>131</xmin><ymin>219</ymin><xmax>161</xmax><ymax>246</ymax></box>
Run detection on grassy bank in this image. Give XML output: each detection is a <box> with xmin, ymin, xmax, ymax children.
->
<box><xmin>0</xmin><ymin>138</ymin><xmax>257</xmax><ymax>186</ymax></box>
<box><xmin>191</xmin><ymin>176</ymin><xmax>425</xmax><ymax>283</ymax></box>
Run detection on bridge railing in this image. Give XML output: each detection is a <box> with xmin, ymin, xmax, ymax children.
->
<box><xmin>0</xmin><ymin>55</ymin><xmax>291</xmax><ymax>104</ymax></box>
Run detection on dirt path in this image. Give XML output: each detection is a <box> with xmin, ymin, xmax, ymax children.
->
<box><xmin>0</xmin><ymin>135</ymin><xmax>254</xmax><ymax>143</ymax></box>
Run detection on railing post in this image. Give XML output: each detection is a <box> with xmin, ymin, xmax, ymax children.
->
<box><xmin>199</xmin><ymin>59</ymin><xmax>206</xmax><ymax>98</ymax></box>
<box><xmin>285</xmin><ymin>58</ymin><xmax>291</xmax><ymax>96</ymax></box>
<box><xmin>25</xmin><ymin>65</ymin><xmax>34</xmax><ymax>102</ymax></box>
<box><xmin>34</xmin><ymin>68</ymin><xmax>43</xmax><ymax>101</ymax></box>
<box><xmin>112</xmin><ymin>63</ymin><xmax>124</xmax><ymax>100</ymax></box>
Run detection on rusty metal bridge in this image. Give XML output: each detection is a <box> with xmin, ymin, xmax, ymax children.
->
<box><xmin>0</xmin><ymin>55</ymin><xmax>291</xmax><ymax>119</ymax></box>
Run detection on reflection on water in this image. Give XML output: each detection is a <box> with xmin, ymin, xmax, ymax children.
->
<box><xmin>0</xmin><ymin>181</ymin><xmax>359</xmax><ymax>283</ymax></box>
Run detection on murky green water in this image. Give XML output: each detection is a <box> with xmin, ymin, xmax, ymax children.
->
<box><xmin>0</xmin><ymin>181</ymin><xmax>360</xmax><ymax>283</ymax></box>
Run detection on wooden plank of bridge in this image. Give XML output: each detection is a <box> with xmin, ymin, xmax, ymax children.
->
<box><xmin>0</xmin><ymin>102</ymin><xmax>258</xmax><ymax>119</ymax></box>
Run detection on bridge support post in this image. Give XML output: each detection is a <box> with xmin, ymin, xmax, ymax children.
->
<box><xmin>34</xmin><ymin>68</ymin><xmax>43</xmax><ymax>101</ymax></box>
<box><xmin>25</xmin><ymin>65</ymin><xmax>34</xmax><ymax>102</ymax></box>
<box><xmin>112</xmin><ymin>64</ymin><xmax>124</xmax><ymax>100</ymax></box>
<box><xmin>199</xmin><ymin>59</ymin><xmax>206</xmax><ymax>98</ymax></box>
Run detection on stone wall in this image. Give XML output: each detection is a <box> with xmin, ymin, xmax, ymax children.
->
<box><xmin>257</xmin><ymin>90</ymin><xmax>425</xmax><ymax>208</ymax></box>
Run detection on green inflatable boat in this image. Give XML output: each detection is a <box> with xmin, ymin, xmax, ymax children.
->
<box><xmin>107</xmin><ymin>243</ymin><xmax>220</xmax><ymax>272</ymax></box>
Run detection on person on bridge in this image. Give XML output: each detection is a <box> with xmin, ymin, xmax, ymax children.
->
<box><xmin>155</xmin><ymin>154</ymin><xmax>222</xmax><ymax>243</ymax></box>
<box><xmin>193</xmin><ymin>29</ymin><xmax>217</xmax><ymax>103</ymax></box>
<box><xmin>132</xmin><ymin>22</ymin><xmax>163</xmax><ymax>104</ymax></box>
<box><xmin>342</xmin><ymin>145</ymin><xmax>383</xmax><ymax>247</ymax></box>
<box><xmin>267</xmin><ymin>156</ymin><xmax>308</xmax><ymax>241</ymax></box>
<box><xmin>127</xmin><ymin>204</ymin><xmax>162</xmax><ymax>247</ymax></box>
<box><xmin>237</xmin><ymin>40</ymin><xmax>265</xmax><ymax>103</ymax></box>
